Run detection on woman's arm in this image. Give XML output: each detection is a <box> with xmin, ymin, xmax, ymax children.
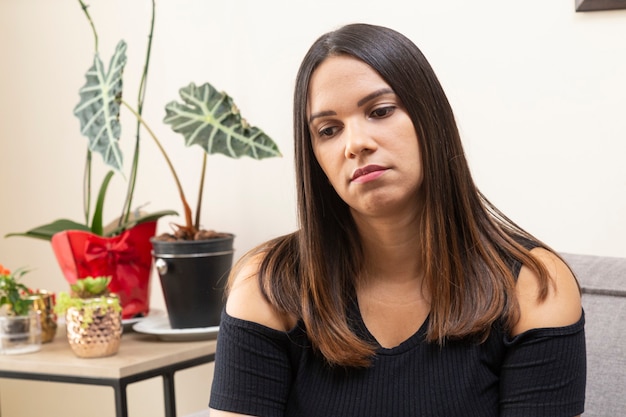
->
<box><xmin>500</xmin><ymin>247</ymin><xmax>585</xmax><ymax>417</ymax></box>
<box><xmin>208</xmin><ymin>253</ymin><xmax>295</xmax><ymax>417</ymax></box>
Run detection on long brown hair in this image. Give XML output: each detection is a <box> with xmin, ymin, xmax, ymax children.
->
<box><xmin>235</xmin><ymin>23</ymin><xmax>553</xmax><ymax>367</ymax></box>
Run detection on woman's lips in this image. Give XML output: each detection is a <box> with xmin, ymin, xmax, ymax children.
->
<box><xmin>351</xmin><ymin>165</ymin><xmax>387</xmax><ymax>183</ymax></box>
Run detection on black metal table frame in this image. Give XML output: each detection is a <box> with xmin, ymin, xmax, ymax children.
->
<box><xmin>0</xmin><ymin>353</ymin><xmax>215</xmax><ymax>417</ymax></box>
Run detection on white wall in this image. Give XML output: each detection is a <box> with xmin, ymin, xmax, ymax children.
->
<box><xmin>0</xmin><ymin>0</ymin><xmax>624</xmax><ymax>415</ymax></box>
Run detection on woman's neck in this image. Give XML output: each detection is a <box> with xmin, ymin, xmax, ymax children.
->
<box><xmin>352</xmin><ymin>208</ymin><xmax>423</xmax><ymax>285</ymax></box>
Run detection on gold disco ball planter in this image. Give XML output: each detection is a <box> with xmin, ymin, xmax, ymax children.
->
<box><xmin>55</xmin><ymin>277</ymin><xmax>123</xmax><ymax>359</ymax></box>
<box><xmin>64</xmin><ymin>298</ymin><xmax>122</xmax><ymax>358</ymax></box>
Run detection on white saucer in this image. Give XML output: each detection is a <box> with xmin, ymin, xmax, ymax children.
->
<box><xmin>122</xmin><ymin>316</ymin><xmax>144</xmax><ymax>329</ymax></box>
<box><xmin>122</xmin><ymin>310</ymin><xmax>161</xmax><ymax>331</ymax></box>
<box><xmin>132</xmin><ymin>312</ymin><xmax>219</xmax><ymax>341</ymax></box>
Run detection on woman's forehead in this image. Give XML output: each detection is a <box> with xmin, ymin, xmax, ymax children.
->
<box><xmin>306</xmin><ymin>56</ymin><xmax>391</xmax><ymax>114</ymax></box>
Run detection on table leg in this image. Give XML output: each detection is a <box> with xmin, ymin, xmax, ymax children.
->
<box><xmin>163</xmin><ymin>372</ymin><xmax>177</xmax><ymax>417</ymax></box>
<box><xmin>113</xmin><ymin>382</ymin><xmax>129</xmax><ymax>417</ymax></box>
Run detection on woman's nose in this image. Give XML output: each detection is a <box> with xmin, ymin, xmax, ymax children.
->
<box><xmin>344</xmin><ymin>120</ymin><xmax>377</xmax><ymax>158</ymax></box>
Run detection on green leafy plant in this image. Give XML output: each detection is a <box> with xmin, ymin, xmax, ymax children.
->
<box><xmin>54</xmin><ymin>276</ymin><xmax>122</xmax><ymax>328</ymax></box>
<box><xmin>0</xmin><ymin>264</ymin><xmax>34</xmax><ymax>317</ymax></box>
<box><xmin>7</xmin><ymin>0</ymin><xmax>281</xmax><ymax>243</ymax></box>
<box><xmin>69</xmin><ymin>276</ymin><xmax>111</xmax><ymax>298</ymax></box>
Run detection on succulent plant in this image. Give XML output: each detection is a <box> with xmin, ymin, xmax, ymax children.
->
<box><xmin>55</xmin><ymin>276</ymin><xmax>122</xmax><ymax>329</ymax></box>
<box><xmin>69</xmin><ymin>276</ymin><xmax>110</xmax><ymax>299</ymax></box>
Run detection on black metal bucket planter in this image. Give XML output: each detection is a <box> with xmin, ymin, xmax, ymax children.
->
<box><xmin>151</xmin><ymin>234</ymin><xmax>234</xmax><ymax>329</ymax></box>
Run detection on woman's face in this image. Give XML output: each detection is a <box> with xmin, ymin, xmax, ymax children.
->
<box><xmin>307</xmin><ymin>55</ymin><xmax>423</xmax><ymax>220</ymax></box>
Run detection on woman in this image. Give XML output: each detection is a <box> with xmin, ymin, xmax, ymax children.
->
<box><xmin>209</xmin><ymin>23</ymin><xmax>585</xmax><ymax>417</ymax></box>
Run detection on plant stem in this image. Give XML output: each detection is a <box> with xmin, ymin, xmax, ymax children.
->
<box><xmin>120</xmin><ymin>99</ymin><xmax>194</xmax><ymax>232</ymax></box>
<box><xmin>77</xmin><ymin>0</ymin><xmax>98</xmax><ymax>52</ymax></box>
<box><xmin>195</xmin><ymin>153</ymin><xmax>207</xmax><ymax>229</ymax></box>
<box><xmin>83</xmin><ymin>150</ymin><xmax>92</xmax><ymax>225</ymax></box>
<box><xmin>120</xmin><ymin>0</ymin><xmax>156</xmax><ymax>227</ymax></box>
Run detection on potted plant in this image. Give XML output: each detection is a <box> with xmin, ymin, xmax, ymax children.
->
<box><xmin>0</xmin><ymin>264</ymin><xmax>33</xmax><ymax>317</ymax></box>
<box><xmin>0</xmin><ymin>263</ymin><xmax>42</xmax><ymax>355</ymax></box>
<box><xmin>4</xmin><ymin>0</ymin><xmax>175</xmax><ymax>320</ymax></box>
<box><xmin>7</xmin><ymin>1</ymin><xmax>281</xmax><ymax>328</ymax></box>
<box><xmin>55</xmin><ymin>276</ymin><xmax>123</xmax><ymax>358</ymax></box>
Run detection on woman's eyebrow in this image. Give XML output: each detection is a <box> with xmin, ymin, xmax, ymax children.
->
<box><xmin>309</xmin><ymin>110</ymin><xmax>336</xmax><ymax>124</ymax></box>
<box><xmin>357</xmin><ymin>88</ymin><xmax>394</xmax><ymax>107</ymax></box>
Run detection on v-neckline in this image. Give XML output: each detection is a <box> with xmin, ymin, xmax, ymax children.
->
<box><xmin>349</xmin><ymin>296</ymin><xmax>430</xmax><ymax>355</ymax></box>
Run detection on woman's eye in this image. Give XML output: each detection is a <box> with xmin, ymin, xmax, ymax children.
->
<box><xmin>318</xmin><ymin>126</ymin><xmax>337</xmax><ymax>138</ymax></box>
<box><xmin>371</xmin><ymin>106</ymin><xmax>395</xmax><ymax>118</ymax></box>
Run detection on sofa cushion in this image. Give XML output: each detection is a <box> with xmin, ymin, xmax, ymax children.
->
<box><xmin>561</xmin><ymin>253</ymin><xmax>626</xmax><ymax>417</ymax></box>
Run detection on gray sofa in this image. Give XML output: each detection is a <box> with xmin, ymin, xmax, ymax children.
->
<box><xmin>561</xmin><ymin>253</ymin><xmax>626</xmax><ymax>416</ymax></box>
<box><xmin>187</xmin><ymin>253</ymin><xmax>626</xmax><ymax>417</ymax></box>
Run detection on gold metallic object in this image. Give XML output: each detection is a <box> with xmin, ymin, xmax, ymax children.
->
<box><xmin>27</xmin><ymin>290</ymin><xmax>57</xmax><ymax>343</ymax></box>
<box><xmin>65</xmin><ymin>298</ymin><xmax>122</xmax><ymax>358</ymax></box>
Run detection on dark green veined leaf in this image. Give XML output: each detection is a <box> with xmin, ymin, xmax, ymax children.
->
<box><xmin>4</xmin><ymin>219</ymin><xmax>91</xmax><ymax>242</ymax></box>
<box><xmin>163</xmin><ymin>82</ymin><xmax>281</xmax><ymax>160</ymax></box>
<box><xmin>73</xmin><ymin>40</ymin><xmax>127</xmax><ymax>172</ymax></box>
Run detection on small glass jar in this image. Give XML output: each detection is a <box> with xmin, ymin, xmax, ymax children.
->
<box><xmin>0</xmin><ymin>310</ymin><xmax>42</xmax><ymax>355</ymax></box>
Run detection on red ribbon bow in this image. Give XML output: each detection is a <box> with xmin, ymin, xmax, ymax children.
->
<box><xmin>84</xmin><ymin>233</ymin><xmax>136</xmax><ymax>266</ymax></box>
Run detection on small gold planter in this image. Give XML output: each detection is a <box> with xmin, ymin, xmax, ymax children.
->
<box><xmin>65</xmin><ymin>297</ymin><xmax>122</xmax><ymax>358</ymax></box>
<box><xmin>27</xmin><ymin>290</ymin><xmax>57</xmax><ymax>343</ymax></box>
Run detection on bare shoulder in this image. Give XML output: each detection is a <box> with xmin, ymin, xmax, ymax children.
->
<box><xmin>226</xmin><ymin>252</ymin><xmax>294</xmax><ymax>332</ymax></box>
<box><xmin>512</xmin><ymin>247</ymin><xmax>582</xmax><ymax>336</ymax></box>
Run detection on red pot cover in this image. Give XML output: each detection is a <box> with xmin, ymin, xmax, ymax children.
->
<box><xmin>50</xmin><ymin>221</ymin><xmax>157</xmax><ymax>319</ymax></box>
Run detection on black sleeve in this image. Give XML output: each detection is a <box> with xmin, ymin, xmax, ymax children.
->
<box><xmin>209</xmin><ymin>310</ymin><xmax>293</xmax><ymax>417</ymax></box>
<box><xmin>499</xmin><ymin>312</ymin><xmax>586</xmax><ymax>417</ymax></box>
